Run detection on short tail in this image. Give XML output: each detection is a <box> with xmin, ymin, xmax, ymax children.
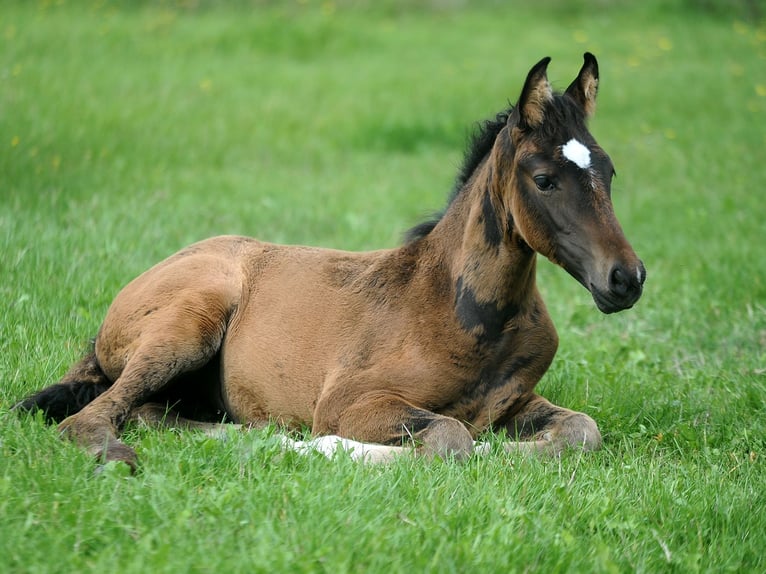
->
<box><xmin>13</xmin><ymin>350</ymin><xmax>112</xmax><ymax>423</ymax></box>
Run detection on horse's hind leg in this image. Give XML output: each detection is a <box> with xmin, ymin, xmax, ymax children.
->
<box><xmin>57</xmin><ymin>294</ymin><xmax>231</xmax><ymax>469</ymax></box>
<box><xmin>127</xmin><ymin>404</ymin><xmax>269</xmax><ymax>437</ymax></box>
<box><xmin>501</xmin><ymin>393</ymin><xmax>602</xmax><ymax>455</ymax></box>
<box><xmin>127</xmin><ymin>404</ymin><xmax>231</xmax><ymax>433</ymax></box>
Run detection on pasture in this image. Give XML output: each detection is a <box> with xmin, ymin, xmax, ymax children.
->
<box><xmin>1</xmin><ymin>1</ymin><xmax>765</xmax><ymax>572</ymax></box>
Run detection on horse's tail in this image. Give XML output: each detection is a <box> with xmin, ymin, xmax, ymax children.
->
<box><xmin>13</xmin><ymin>349</ymin><xmax>112</xmax><ymax>423</ymax></box>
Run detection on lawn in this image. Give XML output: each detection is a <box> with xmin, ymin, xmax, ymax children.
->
<box><xmin>1</xmin><ymin>1</ymin><xmax>765</xmax><ymax>572</ymax></box>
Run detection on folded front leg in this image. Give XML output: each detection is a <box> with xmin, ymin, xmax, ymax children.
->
<box><xmin>500</xmin><ymin>393</ymin><xmax>602</xmax><ymax>455</ymax></box>
<box><xmin>314</xmin><ymin>390</ymin><xmax>475</xmax><ymax>460</ymax></box>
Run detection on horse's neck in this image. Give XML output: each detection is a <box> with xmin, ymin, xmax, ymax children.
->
<box><xmin>425</xmin><ymin>157</ymin><xmax>538</xmax><ymax>312</ymax></box>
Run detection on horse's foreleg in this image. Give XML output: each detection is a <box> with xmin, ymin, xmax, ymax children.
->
<box><xmin>500</xmin><ymin>393</ymin><xmax>602</xmax><ymax>455</ymax></box>
<box><xmin>314</xmin><ymin>391</ymin><xmax>475</xmax><ymax>461</ymax></box>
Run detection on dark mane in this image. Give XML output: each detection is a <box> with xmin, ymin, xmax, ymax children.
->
<box><xmin>404</xmin><ymin>108</ymin><xmax>512</xmax><ymax>243</ymax></box>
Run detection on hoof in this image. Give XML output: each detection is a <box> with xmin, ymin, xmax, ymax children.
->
<box><xmin>91</xmin><ymin>439</ymin><xmax>139</xmax><ymax>474</ymax></box>
<box><xmin>417</xmin><ymin>418</ymin><xmax>474</xmax><ymax>461</ymax></box>
<box><xmin>557</xmin><ymin>413</ymin><xmax>602</xmax><ymax>452</ymax></box>
<box><xmin>58</xmin><ymin>414</ymin><xmax>138</xmax><ymax>474</ymax></box>
<box><xmin>94</xmin><ymin>459</ymin><xmax>136</xmax><ymax>477</ymax></box>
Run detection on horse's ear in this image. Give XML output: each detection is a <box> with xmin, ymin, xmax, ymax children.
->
<box><xmin>513</xmin><ymin>56</ymin><xmax>553</xmax><ymax>130</ymax></box>
<box><xmin>566</xmin><ymin>52</ymin><xmax>599</xmax><ymax>118</ymax></box>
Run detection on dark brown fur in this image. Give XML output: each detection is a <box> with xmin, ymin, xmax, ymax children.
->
<box><xmin>15</xmin><ymin>54</ymin><xmax>645</xmax><ymax>469</ymax></box>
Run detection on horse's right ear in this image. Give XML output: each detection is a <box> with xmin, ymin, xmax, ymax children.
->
<box><xmin>512</xmin><ymin>57</ymin><xmax>553</xmax><ymax>131</ymax></box>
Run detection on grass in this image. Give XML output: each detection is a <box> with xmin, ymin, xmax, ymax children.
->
<box><xmin>2</xmin><ymin>1</ymin><xmax>765</xmax><ymax>572</ymax></box>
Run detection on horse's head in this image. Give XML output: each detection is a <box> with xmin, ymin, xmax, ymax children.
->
<box><xmin>496</xmin><ymin>53</ymin><xmax>645</xmax><ymax>313</ymax></box>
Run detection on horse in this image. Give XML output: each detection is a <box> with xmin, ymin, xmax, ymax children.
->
<box><xmin>14</xmin><ymin>53</ymin><xmax>645</xmax><ymax>470</ymax></box>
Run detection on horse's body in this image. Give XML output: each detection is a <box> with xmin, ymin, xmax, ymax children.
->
<box><xmin>16</xmin><ymin>54</ymin><xmax>645</xmax><ymax>469</ymax></box>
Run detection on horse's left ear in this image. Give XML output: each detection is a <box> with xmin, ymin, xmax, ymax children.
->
<box><xmin>566</xmin><ymin>52</ymin><xmax>599</xmax><ymax>118</ymax></box>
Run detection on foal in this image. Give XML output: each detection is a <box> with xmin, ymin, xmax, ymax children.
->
<box><xmin>15</xmin><ymin>54</ymin><xmax>644</xmax><ymax>469</ymax></box>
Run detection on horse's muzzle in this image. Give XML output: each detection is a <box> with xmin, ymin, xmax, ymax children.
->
<box><xmin>591</xmin><ymin>260</ymin><xmax>646</xmax><ymax>314</ymax></box>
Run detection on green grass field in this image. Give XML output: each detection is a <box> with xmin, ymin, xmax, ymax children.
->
<box><xmin>2</xmin><ymin>1</ymin><xmax>765</xmax><ymax>572</ymax></box>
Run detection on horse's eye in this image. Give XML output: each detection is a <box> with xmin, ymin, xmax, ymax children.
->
<box><xmin>534</xmin><ymin>175</ymin><xmax>556</xmax><ymax>192</ymax></box>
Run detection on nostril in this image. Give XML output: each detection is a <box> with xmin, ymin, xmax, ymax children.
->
<box><xmin>609</xmin><ymin>266</ymin><xmax>629</xmax><ymax>296</ymax></box>
<box><xmin>601</xmin><ymin>261</ymin><xmax>644</xmax><ymax>310</ymax></box>
<box><xmin>609</xmin><ymin>263</ymin><xmax>644</xmax><ymax>301</ymax></box>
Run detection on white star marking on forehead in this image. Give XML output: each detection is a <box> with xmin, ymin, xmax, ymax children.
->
<box><xmin>562</xmin><ymin>138</ymin><xmax>591</xmax><ymax>169</ymax></box>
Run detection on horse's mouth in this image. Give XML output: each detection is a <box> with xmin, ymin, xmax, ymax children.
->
<box><xmin>559</xmin><ymin>264</ymin><xmax>642</xmax><ymax>314</ymax></box>
<box><xmin>590</xmin><ymin>284</ymin><xmax>642</xmax><ymax>314</ymax></box>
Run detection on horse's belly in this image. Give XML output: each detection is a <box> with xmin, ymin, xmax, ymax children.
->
<box><xmin>218</xmin><ymin>270</ymin><xmax>353</xmax><ymax>426</ymax></box>
<box><xmin>220</xmin><ymin>352</ymin><xmax>320</xmax><ymax>427</ymax></box>
<box><xmin>219</xmin><ymin>323</ymin><xmax>328</xmax><ymax>426</ymax></box>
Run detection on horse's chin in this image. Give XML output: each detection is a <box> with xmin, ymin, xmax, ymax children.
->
<box><xmin>560</xmin><ymin>263</ymin><xmax>641</xmax><ymax>314</ymax></box>
<box><xmin>558</xmin><ymin>262</ymin><xmax>617</xmax><ymax>311</ymax></box>
<box><xmin>590</xmin><ymin>286</ymin><xmax>637</xmax><ymax>314</ymax></box>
